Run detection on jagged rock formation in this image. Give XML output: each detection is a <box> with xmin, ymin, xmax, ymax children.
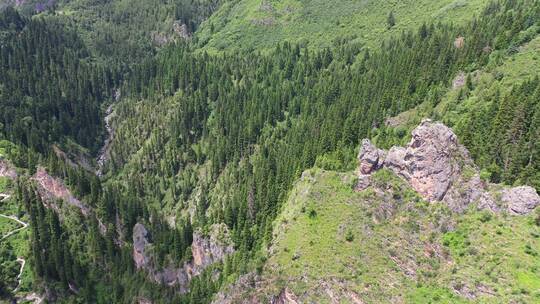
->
<box><xmin>358</xmin><ymin>139</ymin><xmax>386</xmax><ymax>175</ymax></box>
<box><xmin>133</xmin><ymin>223</ymin><xmax>151</xmax><ymax>269</ymax></box>
<box><xmin>0</xmin><ymin>158</ymin><xmax>17</xmax><ymax>179</ymax></box>
<box><xmin>32</xmin><ymin>167</ymin><xmax>91</xmax><ymax>216</ymax></box>
<box><xmin>132</xmin><ymin>223</ymin><xmax>234</xmax><ymax>293</ymax></box>
<box><xmin>357</xmin><ymin>119</ymin><xmax>540</xmax><ymax>214</ymax></box>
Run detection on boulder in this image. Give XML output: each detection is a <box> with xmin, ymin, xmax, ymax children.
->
<box><xmin>502</xmin><ymin>186</ymin><xmax>540</xmax><ymax>215</ymax></box>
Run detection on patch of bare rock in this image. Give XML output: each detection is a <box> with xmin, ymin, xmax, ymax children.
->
<box><xmin>32</xmin><ymin>167</ymin><xmax>91</xmax><ymax>216</ymax></box>
<box><xmin>133</xmin><ymin>222</ymin><xmax>234</xmax><ymax>293</ymax></box>
<box><xmin>357</xmin><ymin>119</ymin><xmax>540</xmax><ymax>215</ymax></box>
<box><xmin>0</xmin><ymin>158</ymin><xmax>17</xmax><ymax>179</ymax></box>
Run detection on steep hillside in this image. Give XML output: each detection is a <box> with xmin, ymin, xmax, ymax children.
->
<box><xmin>0</xmin><ymin>0</ymin><xmax>539</xmax><ymax>303</ymax></box>
<box><xmin>216</xmin><ymin>121</ymin><xmax>540</xmax><ymax>303</ymax></box>
<box><xmin>196</xmin><ymin>0</ymin><xmax>490</xmax><ymax>51</ymax></box>
<box><xmin>50</xmin><ymin>0</ymin><xmax>222</xmax><ymax>66</ymax></box>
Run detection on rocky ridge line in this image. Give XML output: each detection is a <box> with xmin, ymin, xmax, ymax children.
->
<box><xmin>357</xmin><ymin>119</ymin><xmax>540</xmax><ymax>215</ymax></box>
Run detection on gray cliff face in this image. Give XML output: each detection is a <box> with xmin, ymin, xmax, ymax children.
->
<box><xmin>132</xmin><ymin>223</ymin><xmax>234</xmax><ymax>293</ymax></box>
<box><xmin>357</xmin><ymin>119</ymin><xmax>540</xmax><ymax>215</ymax></box>
<box><xmin>133</xmin><ymin>223</ymin><xmax>151</xmax><ymax>270</ymax></box>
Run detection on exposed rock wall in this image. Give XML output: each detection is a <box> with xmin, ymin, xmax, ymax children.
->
<box><xmin>132</xmin><ymin>223</ymin><xmax>234</xmax><ymax>293</ymax></box>
<box><xmin>133</xmin><ymin>223</ymin><xmax>151</xmax><ymax>270</ymax></box>
<box><xmin>31</xmin><ymin>167</ymin><xmax>112</xmax><ymax>238</ymax></box>
<box><xmin>357</xmin><ymin>119</ymin><xmax>540</xmax><ymax>215</ymax></box>
<box><xmin>32</xmin><ymin>167</ymin><xmax>91</xmax><ymax>216</ymax></box>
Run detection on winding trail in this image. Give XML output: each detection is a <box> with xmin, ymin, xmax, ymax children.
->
<box><xmin>0</xmin><ymin>213</ymin><xmax>28</xmax><ymax>240</ymax></box>
<box><xmin>0</xmin><ymin>193</ymin><xmax>30</xmax><ymax>294</ymax></box>
<box><xmin>13</xmin><ymin>257</ymin><xmax>25</xmax><ymax>293</ymax></box>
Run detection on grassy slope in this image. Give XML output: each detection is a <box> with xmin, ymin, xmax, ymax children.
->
<box><xmin>196</xmin><ymin>0</ymin><xmax>489</xmax><ymax>52</ymax></box>
<box><xmin>249</xmin><ymin>168</ymin><xmax>540</xmax><ymax>303</ymax></box>
<box><xmin>0</xmin><ymin>194</ymin><xmax>33</xmax><ymax>294</ymax></box>
<box><xmin>0</xmin><ymin>144</ymin><xmax>33</xmax><ymax>295</ymax></box>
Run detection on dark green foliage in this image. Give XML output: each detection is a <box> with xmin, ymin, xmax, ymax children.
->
<box><xmin>0</xmin><ymin>8</ymin><xmax>116</xmax><ymax>155</ymax></box>
<box><xmin>5</xmin><ymin>0</ymin><xmax>540</xmax><ymax>303</ymax></box>
<box><xmin>387</xmin><ymin>11</ymin><xmax>396</xmax><ymax>29</ymax></box>
<box><xmin>48</xmin><ymin>0</ymin><xmax>223</xmax><ymax>69</ymax></box>
<box><xmin>458</xmin><ymin>77</ymin><xmax>540</xmax><ymax>189</ymax></box>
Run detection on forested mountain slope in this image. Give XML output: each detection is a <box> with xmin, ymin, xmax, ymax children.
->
<box><xmin>195</xmin><ymin>0</ymin><xmax>491</xmax><ymax>51</ymax></box>
<box><xmin>0</xmin><ymin>0</ymin><xmax>539</xmax><ymax>303</ymax></box>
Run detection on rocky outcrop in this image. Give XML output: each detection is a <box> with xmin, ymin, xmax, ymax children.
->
<box><xmin>191</xmin><ymin>228</ymin><xmax>234</xmax><ymax>269</ymax></box>
<box><xmin>133</xmin><ymin>223</ymin><xmax>152</xmax><ymax>269</ymax></box>
<box><xmin>132</xmin><ymin>223</ymin><xmax>234</xmax><ymax>293</ymax></box>
<box><xmin>173</xmin><ymin>21</ymin><xmax>191</xmax><ymax>40</ymax></box>
<box><xmin>358</xmin><ymin>139</ymin><xmax>385</xmax><ymax>175</ymax></box>
<box><xmin>502</xmin><ymin>186</ymin><xmax>540</xmax><ymax>215</ymax></box>
<box><xmin>357</xmin><ymin>119</ymin><xmax>540</xmax><ymax>215</ymax></box>
<box><xmin>32</xmin><ymin>167</ymin><xmax>90</xmax><ymax>216</ymax></box>
<box><xmin>356</xmin><ymin>139</ymin><xmax>385</xmax><ymax>191</ymax></box>
<box><xmin>152</xmin><ymin>21</ymin><xmax>191</xmax><ymax>46</ymax></box>
<box><xmin>0</xmin><ymin>158</ymin><xmax>17</xmax><ymax>179</ymax></box>
<box><xmin>384</xmin><ymin>120</ymin><xmax>470</xmax><ymax>203</ymax></box>
<box><xmin>271</xmin><ymin>288</ymin><xmax>299</xmax><ymax>304</ymax></box>
<box><xmin>452</xmin><ymin>72</ymin><xmax>466</xmax><ymax>89</ymax></box>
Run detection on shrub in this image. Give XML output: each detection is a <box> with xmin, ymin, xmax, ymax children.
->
<box><xmin>345</xmin><ymin>230</ymin><xmax>354</xmax><ymax>242</ymax></box>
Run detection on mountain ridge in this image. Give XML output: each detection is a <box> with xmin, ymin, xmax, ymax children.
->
<box><xmin>214</xmin><ymin>120</ymin><xmax>540</xmax><ymax>303</ymax></box>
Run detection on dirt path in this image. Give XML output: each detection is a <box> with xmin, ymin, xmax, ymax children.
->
<box><xmin>0</xmin><ymin>213</ymin><xmax>28</xmax><ymax>240</ymax></box>
<box><xmin>1</xmin><ymin>193</ymin><xmax>30</xmax><ymax>295</ymax></box>
<box><xmin>13</xmin><ymin>257</ymin><xmax>25</xmax><ymax>293</ymax></box>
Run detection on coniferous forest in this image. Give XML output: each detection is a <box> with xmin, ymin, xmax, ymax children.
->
<box><xmin>0</xmin><ymin>0</ymin><xmax>540</xmax><ymax>303</ymax></box>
